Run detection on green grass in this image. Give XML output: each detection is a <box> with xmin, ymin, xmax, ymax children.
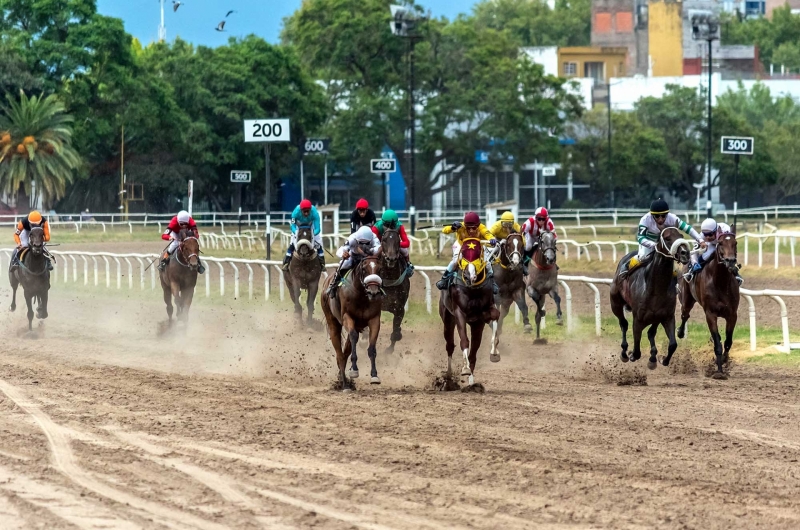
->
<box><xmin>745</xmin><ymin>351</ymin><xmax>800</xmax><ymax>367</ymax></box>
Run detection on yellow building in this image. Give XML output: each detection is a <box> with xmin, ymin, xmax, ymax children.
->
<box><xmin>557</xmin><ymin>47</ymin><xmax>628</xmax><ymax>83</ymax></box>
<box><xmin>648</xmin><ymin>0</ymin><xmax>683</xmax><ymax>76</ymax></box>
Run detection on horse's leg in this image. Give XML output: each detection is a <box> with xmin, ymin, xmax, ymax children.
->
<box><xmin>514</xmin><ymin>289</ymin><xmax>532</xmax><ymax>333</ymax></box>
<box><xmin>37</xmin><ymin>289</ymin><xmax>48</xmax><ymax>320</ymax></box>
<box><xmin>705</xmin><ymin>310</ymin><xmax>726</xmax><ymax>378</ymax></box>
<box><xmin>467</xmin><ymin>322</ymin><xmax>485</xmax><ymax>386</ymax></box>
<box><xmin>180</xmin><ymin>288</ymin><xmax>194</xmax><ymax>325</ymax></box>
<box><xmin>325</xmin><ymin>313</ymin><xmax>349</xmax><ymax>391</ymax></box>
<box><xmin>646</xmin><ymin>324</ymin><xmax>659</xmax><ymax>370</ymax></box>
<box><xmin>722</xmin><ymin>313</ymin><xmax>737</xmax><ymax>365</ymax></box>
<box><xmin>367</xmin><ymin>314</ymin><xmax>382</xmax><ymax>384</ymax></box>
<box><xmin>550</xmin><ymin>287</ymin><xmax>563</xmax><ymax>325</ymax></box>
<box><xmin>24</xmin><ymin>291</ymin><xmax>34</xmax><ymax>331</ymax></box>
<box><xmin>343</xmin><ymin>314</ymin><xmax>359</xmax><ymax>379</ymax></box>
<box><xmin>441</xmin><ymin>306</ymin><xmax>456</xmax><ymax>378</ymax></box>
<box><xmin>306</xmin><ymin>282</ymin><xmax>319</xmax><ymax>328</ymax></box>
<box><xmin>677</xmin><ymin>286</ymin><xmax>696</xmax><ymax>339</ymax></box>
<box><xmin>630</xmin><ymin>319</ymin><xmax>644</xmax><ymax>362</ymax></box>
<box><xmin>454</xmin><ymin>310</ymin><xmax>472</xmax><ymax>377</ymax></box>
<box><xmin>610</xmin><ymin>294</ymin><xmax>629</xmax><ymax>362</ymax></box>
<box><xmin>661</xmin><ymin>316</ymin><xmax>679</xmax><ymax>368</ymax></box>
<box><xmin>9</xmin><ymin>273</ymin><xmax>17</xmax><ymax>312</ymax></box>
<box><xmin>171</xmin><ymin>281</ymin><xmax>182</xmax><ymax>318</ymax></box>
<box><xmin>291</xmin><ymin>283</ymin><xmax>303</xmax><ymax>321</ymax></box>
<box><xmin>390</xmin><ymin>304</ymin><xmax>405</xmax><ymax>347</ymax></box>
<box><xmin>530</xmin><ymin>290</ymin><xmax>543</xmax><ymax>340</ymax></box>
<box><xmin>162</xmin><ymin>284</ymin><xmax>174</xmax><ymax>323</ymax></box>
<box><xmin>490</xmin><ymin>300</ymin><xmax>510</xmax><ymax>362</ymax></box>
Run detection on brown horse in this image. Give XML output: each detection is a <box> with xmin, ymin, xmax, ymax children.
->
<box><xmin>320</xmin><ymin>250</ymin><xmax>384</xmax><ymax>391</ymax></box>
<box><xmin>9</xmin><ymin>227</ymin><xmax>51</xmax><ymax>330</ymax></box>
<box><xmin>285</xmin><ymin>225</ymin><xmax>323</xmax><ymax>327</ymax></box>
<box><xmin>524</xmin><ymin>231</ymin><xmax>558</xmax><ymax>343</ymax></box>
<box><xmin>159</xmin><ymin>228</ymin><xmax>199</xmax><ymax>325</ymax></box>
<box><xmin>489</xmin><ymin>233</ymin><xmax>530</xmax><ymax>361</ymax></box>
<box><xmin>377</xmin><ymin>228</ymin><xmax>411</xmax><ymax>354</ymax></box>
<box><xmin>610</xmin><ymin>227</ymin><xmax>692</xmax><ymax>368</ymax></box>
<box><xmin>677</xmin><ymin>234</ymin><xmax>740</xmax><ymax>379</ymax></box>
<box><xmin>439</xmin><ymin>238</ymin><xmax>499</xmax><ymax>389</ymax></box>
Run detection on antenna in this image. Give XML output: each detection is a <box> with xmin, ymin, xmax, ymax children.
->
<box><xmin>158</xmin><ymin>0</ymin><xmax>166</xmax><ymax>42</ymax></box>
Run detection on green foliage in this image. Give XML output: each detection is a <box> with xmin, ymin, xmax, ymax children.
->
<box><xmin>723</xmin><ymin>6</ymin><xmax>800</xmax><ymax>66</ymax></box>
<box><xmin>472</xmin><ymin>0</ymin><xmax>591</xmax><ymax>47</ymax></box>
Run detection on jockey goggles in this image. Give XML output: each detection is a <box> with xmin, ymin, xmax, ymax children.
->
<box><xmin>535</xmin><ymin>216</ymin><xmax>547</xmax><ymax>222</ymax></box>
<box><xmin>653</xmin><ymin>213</ymin><xmax>667</xmax><ymax>220</ymax></box>
<box><xmin>702</xmin><ymin>230</ymin><xmax>716</xmax><ymax>238</ymax></box>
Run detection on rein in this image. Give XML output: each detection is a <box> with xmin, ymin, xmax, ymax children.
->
<box><xmin>19</xmin><ymin>246</ymin><xmax>48</xmax><ymax>276</ymax></box>
<box><xmin>175</xmin><ymin>236</ymin><xmax>200</xmax><ymax>269</ymax></box>
<box><xmin>533</xmin><ymin>235</ymin><xmax>557</xmax><ymax>271</ymax></box>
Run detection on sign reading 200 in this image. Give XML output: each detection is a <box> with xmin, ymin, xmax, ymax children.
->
<box><xmin>243</xmin><ymin>119</ymin><xmax>291</xmax><ymax>143</ymax></box>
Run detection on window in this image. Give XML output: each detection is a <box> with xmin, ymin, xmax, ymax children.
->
<box><xmin>594</xmin><ymin>12</ymin><xmax>612</xmax><ymax>33</ymax></box>
<box><xmin>615</xmin><ymin>12</ymin><xmax>633</xmax><ymax>32</ymax></box>
<box><xmin>563</xmin><ymin>62</ymin><xmax>577</xmax><ymax>76</ymax></box>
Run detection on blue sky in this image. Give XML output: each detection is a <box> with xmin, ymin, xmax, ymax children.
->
<box><xmin>97</xmin><ymin>0</ymin><xmax>475</xmax><ymax>47</ymax></box>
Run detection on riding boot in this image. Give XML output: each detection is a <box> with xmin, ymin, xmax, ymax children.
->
<box><xmin>281</xmin><ymin>253</ymin><xmax>292</xmax><ymax>271</ymax></box>
<box><xmin>734</xmin><ymin>271</ymin><xmax>744</xmax><ymax>286</ymax></box>
<box><xmin>618</xmin><ymin>261</ymin><xmax>630</xmax><ymax>280</ymax></box>
<box><xmin>489</xmin><ymin>271</ymin><xmax>499</xmax><ymax>295</ymax></box>
<box><xmin>198</xmin><ymin>259</ymin><xmax>206</xmax><ymax>275</ymax></box>
<box><xmin>327</xmin><ymin>270</ymin><xmax>342</xmax><ymax>299</ymax></box>
<box><xmin>436</xmin><ymin>270</ymin><xmax>453</xmax><ymax>290</ymax></box>
<box><xmin>318</xmin><ymin>254</ymin><xmax>326</xmax><ymax>269</ymax></box>
<box><xmin>157</xmin><ymin>252</ymin><xmax>170</xmax><ymax>272</ymax></box>
<box><xmin>45</xmin><ymin>257</ymin><xmax>53</xmax><ymax>271</ymax></box>
<box><xmin>405</xmin><ymin>261</ymin><xmax>415</xmax><ymax>278</ymax></box>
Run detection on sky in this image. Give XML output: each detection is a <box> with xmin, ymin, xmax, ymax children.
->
<box><xmin>96</xmin><ymin>0</ymin><xmax>476</xmax><ymax>48</ymax></box>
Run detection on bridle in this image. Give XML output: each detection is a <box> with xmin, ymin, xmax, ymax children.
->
<box><xmin>535</xmin><ymin>232</ymin><xmax>557</xmax><ymax>269</ymax></box>
<box><xmin>716</xmin><ymin>233</ymin><xmax>738</xmax><ymax>268</ymax></box>
<box><xmin>175</xmin><ymin>236</ymin><xmax>200</xmax><ymax>269</ymax></box>
<box><xmin>655</xmin><ymin>227</ymin><xmax>690</xmax><ymax>262</ymax></box>
<box><xmin>501</xmin><ymin>234</ymin><xmax>522</xmax><ymax>269</ymax></box>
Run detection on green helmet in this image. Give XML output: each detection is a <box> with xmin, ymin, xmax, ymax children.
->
<box><xmin>381</xmin><ymin>209</ymin><xmax>399</xmax><ymax>227</ymax></box>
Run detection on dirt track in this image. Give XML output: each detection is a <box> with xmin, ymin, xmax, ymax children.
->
<box><xmin>0</xmin><ymin>289</ymin><xmax>800</xmax><ymax>529</ymax></box>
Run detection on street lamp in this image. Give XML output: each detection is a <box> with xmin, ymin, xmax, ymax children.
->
<box><xmin>390</xmin><ymin>4</ymin><xmax>424</xmax><ymax>234</ymax></box>
<box><xmin>691</xmin><ymin>10</ymin><xmax>719</xmax><ymax>218</ymax></box>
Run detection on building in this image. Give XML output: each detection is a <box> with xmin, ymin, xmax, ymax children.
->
<box><xmin>766</xmin><ymin>0</ymin><xmax>800</xmax><ymax>16</ymax></box>
<box><xmin>648</xmin><ymin>0</ymin><xmax>684</xmax><ymax>76</ymax></box>
<box><xmin>591</xmin><ymin>0</ymin><xmax>650</xmax><ymax>75</ymax></box>
<box><xmin>557</xmin><ymin>46</ymin><xmax>629</xmax><ymax>83</ymax></box>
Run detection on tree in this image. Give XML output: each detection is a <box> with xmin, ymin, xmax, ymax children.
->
<box><xmin>723</xmin><ymin>6</ymin><xmax>800</xmax><ymax>67</ymax></box>
<box><xmin>772</xmin><ymin>41</ymin><xmax>800</xmax><ymax>71</ymax></box>
<box><xmin>765</xmin><ymin>121</ymin><xmax>800</xmax><ymax>201</ymax></box>
<box><xmin>472</xmin><ymin>0</ymin><xmax>591</xmax><ymax>47</ymax></box>
<box><xmin>0</xmin><ymin>92</ymin><xmax>81</xmax><ymax>208</ymax></box>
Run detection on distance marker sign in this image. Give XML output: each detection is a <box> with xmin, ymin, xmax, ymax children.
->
<box><xmin>720</xmin><ymin>136</ymin><xmax>754</xmax><ymax>155</ymax></box>
<box><xmin>371</xmin><ymin>159</ymin><xmax>397</xmax><ymax>173</ymax></box>
<box><xmin>243</xmin><ymin>119</ymin><xmax>290</xmax><ymax>143</ymax></box>
<box><xmin>230</xmin><ymin>170</ymin><xmax>251</xmax><ymax>183</ymax></box>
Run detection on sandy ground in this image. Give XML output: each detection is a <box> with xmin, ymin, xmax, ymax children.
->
<box><xmin>0</xmin><ymin>283</ymin><xmax>799</xmax><ymax>529</ymax></box>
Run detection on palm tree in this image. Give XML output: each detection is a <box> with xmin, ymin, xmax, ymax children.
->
<box><xmin>0</xmin><ymin>91</ymin><xmax>82</xmax><ymax>209</ymax></box>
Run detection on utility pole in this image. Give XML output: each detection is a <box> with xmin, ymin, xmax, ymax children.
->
<box><xmin>158</xmin><ymin>0</ymin><xmax>166</xmax><ymax>42</ymax></box>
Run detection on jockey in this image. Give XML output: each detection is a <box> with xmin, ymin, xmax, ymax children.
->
<box><xmin>327</xmin><ymin>225</ymin><xmax>381</xmax><ymax>299</ymax></box>
<box><xmin>520</xmin><ymin>207</ymin><xmax>556</xmax><ymax>275</ymax></box>
<box><xmin>349</xmin><ymin>198</ymin><xmax>376</xmax><ymax>234</ymax></box>
<box><xmin>436</xmin><ymin>211</ymin><xmax>498</xmax><ymax>294</ymax></box>
<box><xmin>683</xmin><ymin>218</ymin><xmax>744</xmax><ymax>285</ymax></box>
<box><xmin>619</xmin><ymin>198</ymin><xmax>702</xmax><ymax>279</ymax></box>
<box><xmin>10</xmin><ymin>210</ymin><xmax>53</xmax><ymax>272</ymax></box>
<box><xmin>282</xmin><ymin>199</ymin><xmax>324</xmax><ymax>271</ymax></box>
<box><xmin>372</xmin><ymin>209</ymin><xmax>414</xmax><ymax>276</ymax></box>
<box><xmin>158</xmin><ymin>210</ymin><xmax>205</xmax><ymax>274</ymax></box>
<box><xmin>488</xmin><ymin>211</ymin><xmax>521</xmax><ymax>241</ymax></box>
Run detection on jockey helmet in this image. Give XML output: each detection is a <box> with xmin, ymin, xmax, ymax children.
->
<box><xmin>649</xmin><ymin>198</ymin><xmax>669</xmax><ymax>215</ymax></box>
<box><xmin>500</xmin><ymin>211</ymin><xmax>515</xmax><ymax>222</ymax></box>
<box><xmin>534</xmin><ymin>207</ymin><xmax>549</xmax><ymax>221</ymax></box>
<box><xmin>354</xmin><ymin>225</ymin><xmax>374</xmax><ymax>243</ymax></box>
<box><xmin>355</xmin><ymin>198</ymin><xmax>369</xmax><ymax>210</ymax></box>
<box><xmin>381</xmin><ymin>209</ymin><xmax>399</xmax><ymax>228</ymax></box>
<box><xmin>701</xmin><ymin>218</ymin><xmax>717</xmax><ymax>235</ymax></box>
<box><xmin>464</xmin><ymin>211</ymin><xmax>480</xmax><ymax>227</ymax></box>
<box><xmin>27</xmin><ymin>211</ymin><xmax>42</xmax><ymax>224</ymax></box>
<box><xmin>300</xmin><ymin>199</ymin><xmax>312</xmax><ymax>210</ymax></box>
<box><xmin>177</xmin><ymin>210</ymin><xmax>190</xmax><ymax>224</ymax></box>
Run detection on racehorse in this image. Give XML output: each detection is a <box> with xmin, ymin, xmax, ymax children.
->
<box><xmin>320</xmin><ymin>248</ymin><xmax>384</xmax><ymax>391</ymax></box>
<box><xmin>610</xmin><ymin>227</ymin><xmax>692</xmax><ymax>369</ymax></box>
<box><xmin>439</xmin><ymin>238</ymin><xmax>499</xmax><ymax>389</ymax></box>
<box><xmin>677</xmin><ymin>233</ymin><xmax>740</xmax><ymax>379</ymax></box>
<box><xmin>284</xmin><ymin>225</ymin><xmax>323</xmax><ymax>327</ymax></box>
<box><xmin>377</xmin><ymin>227</ymin><xmax>410</xmax><ymax>354</ymax></box>
<box><xmin>9</xmin><ymin>226</ymin><xmax>50</xmax><ymax>330</ymax></box>
<box><xmin>489</xmin><ymin>233</ymin><xmax>530</xmax><ymax>361</ymax></box>
<box><xmin>159</xmin><ymin>228</ymin><xmax>199</xmax><ymax>325</ymax></box>
<box><xmin>524</xmin><ymin>231</ymin><xmax>558</xmax><ymax>343</ymax></box>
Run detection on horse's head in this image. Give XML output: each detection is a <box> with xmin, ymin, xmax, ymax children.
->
<box><xmin>178</xmin><ymin>228</ymin><xmax>200</xmax><ymax>271</ymax></box>
<box><xmin>357</xmin><ymin>255</ymin><xmax>384</xmax><ymax>300</ymax></box>
<box><xmin>295</xmin><ymin>225</ymin><xmax>315</xmax><ymax>258</ymax></box>
<box><xmin>29</xmin><ymin>226</ymin><xmax>44</xmax><ymax>256</ymax></box>
<box><xmin>381</xmin><ymin>228</ymin><xmax>401</xmax><ymax>268</ymax></box>
<box><xmin>538</xmin><ymin>231</ymin><xmax>557</xmax><ymax>266</ymax></box>
<box><xmin>503</xmin><ymin>233</ymin><xmax>524</xmax><ymax>270</ymax></box>
<box><xmin>459</xmin><ymin>238</ymin><xmax>486</xmax><ymax>287</ymax></box>
<box><xmin>659</xmin><ymin>227</ymin><xmax>691</xmax><ymax>265</ymax></box>
<box><xmin>717</xmin><ymin>233</ymin><xmax>739</xmax><ymax>274</ymax></box>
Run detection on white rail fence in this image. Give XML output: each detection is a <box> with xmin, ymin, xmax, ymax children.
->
<box><xmin>2</xmin><ymin>249</ymin><xmax>796</xmax><ymax>354</ymax></box>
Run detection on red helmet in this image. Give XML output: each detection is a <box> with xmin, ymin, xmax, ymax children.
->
<box><xmin>299</xmin><ymin>199</ymin><xmax>312</xmax><ymax>210</ymax></box>
<box><xmin>464</xmin><ymin>211</ymin><xmax>480</xmax><ymax>226</ymax></box>
<box><xmin>355</xmin><ymin>198</ymin><xmax>369</xmax><ymax>209</ymax></box>
<box><xmin>535</xmin><ymin>207</ymin><xmax>549</xmax><ymax>220</ymax></box>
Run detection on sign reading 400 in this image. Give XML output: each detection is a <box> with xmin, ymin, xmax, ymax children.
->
<box><xmin>244</xmin><ymin>119</ymin><xmax>291</xmax><ymax>143</ymax></box>
<box><xmin>370</xmin><ymin>158</ymin><xmax>396</xmax><ymax>173</ymax></box>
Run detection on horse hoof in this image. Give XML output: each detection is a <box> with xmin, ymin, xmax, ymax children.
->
<box><xmin>468</xmin><ymin>375</ymin><xmax>475</xmax><ymax>386</ymax></box>
<box><xmin>9</xmin><ymin>306</ymin><xmax>15</xmax><ymax>313</ymax></box>
<box><xmin>342</xmin><ymin>388</ymin><xmax>353</xmax><ymax>393</ymax></box>
<box><xmin>647</xmin><ymin>360</ymin><xmax>657</xmax><ymax>370</ymax></box>
<box><xmin>460</xmin><ymin>366</ymin><xmax>471</xmax><ymax>376</ymax></box>
<box><xmin>370</xmin><ymin>377</ymin><xmax>381</xmax><ymax>385</ymax></box>
<box><xmin>348</xmin><ymin>370</ymin><xmax>359</xmax><ymax>379</ymax></box>
<box><xmin>523</xmin><ymin>325</ymin><xmax>532</xmax><ymax>334</ymax></box>
<box><xmin>533</xmin><ymin>338</ymin><xmax>548</xmax><ymax>345</ymax></box>
<box><xmin>677</xmin><ymin>329</ymin><xmax>685</xmax><ymax>340</ymax></box>
<box><xmin>712</xmin><ymin>372</ymin><xmax>729</xmax><ymax>380</ymax></box>
<box><xmin>661</xmin><ymin>356</ymin><xmax>671</xmax><ymax>367</ymax></box>
<box><xmin>556</xmin><ymin>318</ymin><xmax>563</xmax><ymax>326</ymax></box>
<box><xmin>620</xmin><ymin>353</ymin><xmax>629</xmax><ymax>363</ymax></box>
<box><xmin>489</xmin><ymin>353</ymin><xmax>501</xmax><ymax>363</ymax></box>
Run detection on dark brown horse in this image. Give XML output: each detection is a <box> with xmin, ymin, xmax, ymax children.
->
<box><xmin>159</xmin><ymin>228</ymin><xmax>199</xmax><ymax>325</ymax></box>
<box><xmin>439</xmin><ymin>238</ymin><xmax>499</xmax><ymax>389</ymax></box>
<box><xmin>490</xmin><ymin>233</ymin><xmax>530</xmax><ymax>361</ymax></box>
<box><xmin>377</xmin><ymin>227</ymin><xmax>410</xmax><ymax>354</ymax></box>
<box><xmin>321</xmin><ymin>250</ymin><xmax>384</xmax><ymax>391</ymax></box>
<box><xmin>9</xmin><ymin>227</ymin><xmax>50</xmax><ymax>330</ymax></box>
<box><xmin>285</xmin><ymin>225</ymin><xmax>323</xmax><ymax>327</ymax></box>
<box><xmin>677</xmin><ymin>234</ymin><xmax>740</xmax><ymax>379</ymax></box>
<box><xmin>610</xmin><ymin>227</ymin><xmax>692</xmax><ymax>368</ymax></box>
<box><xmin>524</xmin><ymin>231</ymin><xmax>558</xmax><ymax>343</ymax></box>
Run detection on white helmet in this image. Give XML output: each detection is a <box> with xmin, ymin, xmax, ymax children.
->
<box><xmin>177</xmin><ymin>210</ymin><xmax>190</xmax><ymax>224</ymax></box>
<box><xmin>700</xmin><ymin>218</ymin><xmax>717</xmax><ymax>233</ymax></box>
<box><xmin>354</xmin><ymin>225</ymin><xmax>374</xmax><ymax>243</ymax></box>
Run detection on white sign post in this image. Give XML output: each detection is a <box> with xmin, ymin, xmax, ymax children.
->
<box><xmin>720</xmin><ymin>136</ymin><xmax>754</xmax><ymax>233</ymax></box>
<box><xmin>371</xmin><ymin>159</ymin><xmax>396</xmax><ymax>210</ymax></box>
<box><xmin>244</xmin><ymin>119</ymin><xmax>291</xmax><ymax>259</ymax></box>
<box><xmin>187</xmin><ymin>180</ymin><xmax>193</xmax><ymax>216</ymax></box>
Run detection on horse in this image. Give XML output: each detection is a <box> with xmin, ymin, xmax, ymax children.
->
<box><xmin>159</xmin><ymin>228</ymin><xmax>200</xmax><ymax>325</ymax></box>
<box><xmin>377</xmin><ymin>227</ymin><xmax>411</xmax><ymax>354</ymax></box>
<box><xmin>439</xmin><ymin>238</ymin><xmax>499</xmax><ymax>389</ymax></box>
<box><xmin>284</xmin><ymin>225</ymin><xmax>323</xmax><ymax>327</ymax></box>
<box><xmin>524</xmin><ymin>231</ymin><xmax>559</xmax><ymax>343</ymax></box>
<box><xmin>610</xmin><ymin>227</ymin><xmax>692</xmax><ymax>369</ymax></box>
<box><xmin>677</xmin><ymin>234</ymin><xmax>740</xmax><ymax>379</ymax></box>
<box><xmin>489</xmin><ymin>233</ymin><xmax>530</xmax><ymax>361</ymax></box>
<box><xmin>320</xmin><ymin>248</ymin><xmax>384</xmax><ymax>391</ymax></box>
<box><xmin>9</xmin><ymin>227</ymin><xmax>50</xmax><ymax>330</ymax></box>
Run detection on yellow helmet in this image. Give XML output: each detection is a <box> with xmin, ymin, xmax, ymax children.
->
<box><xmin>27</xmin><ymin>211</ymin><xmax>42</xmax><ymax>224</ymax></box>
<box><xmin>500</xmin><ymin>211</ymin><xmax>515</xmax><ymax>223</ymax></box>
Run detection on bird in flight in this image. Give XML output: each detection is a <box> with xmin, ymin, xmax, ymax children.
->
<box><xmin>226</xmin><ymin>10</ymin><xmax>236</xmax><ymax>17</ymax></box>
<box><xmin>215</xmin><ymin>20</ymin><xmax>226</xmax><ymax>32</ymax></box>
<box><xmin>172</xmin><ymin>0</ymin><xmax>182</xmax><ymax>12</ymax></box>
